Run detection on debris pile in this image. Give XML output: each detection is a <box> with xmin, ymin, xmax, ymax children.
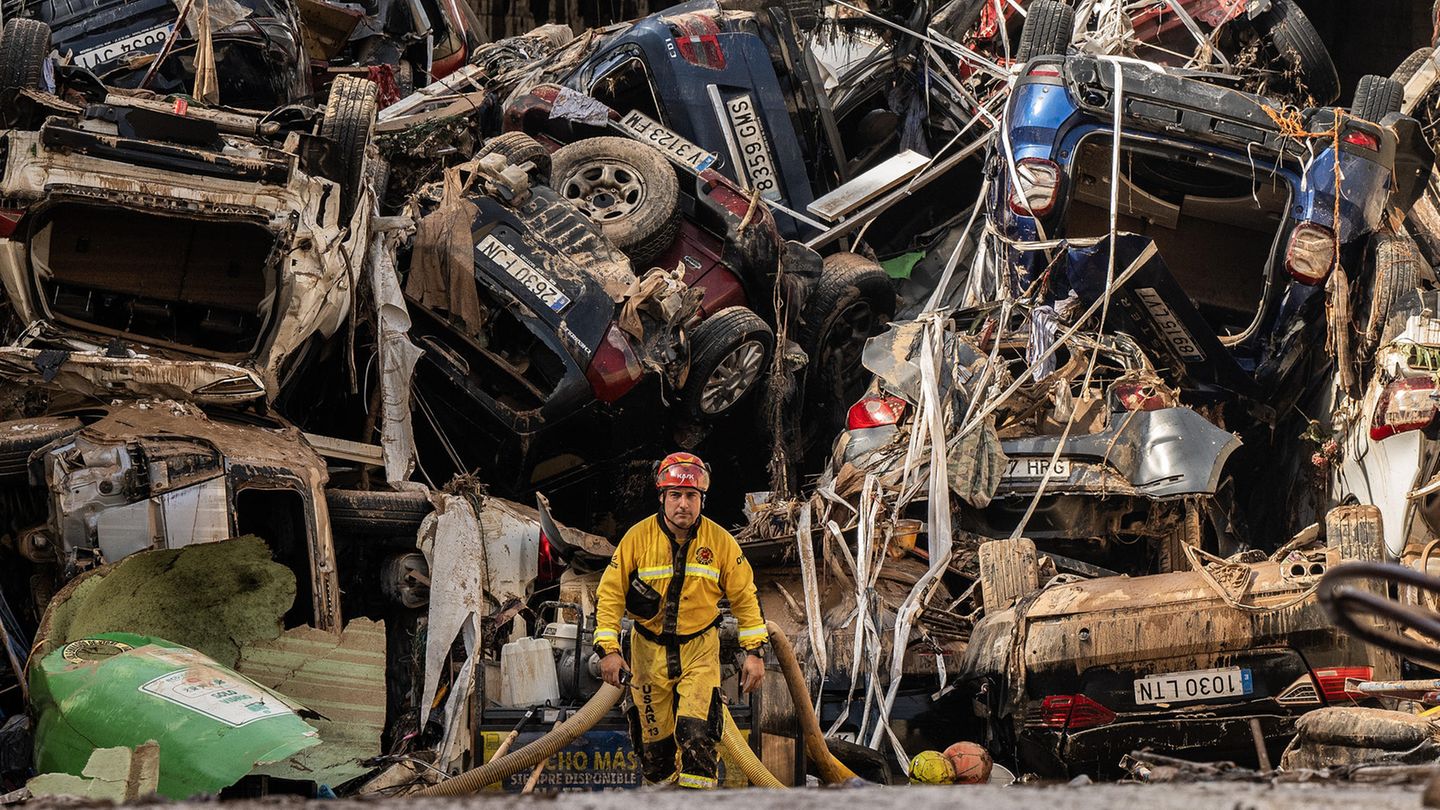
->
<box><xmin>0</xmin><ymin>0</ymin><xmax>1438</xmax><ymax>800</ymax></box>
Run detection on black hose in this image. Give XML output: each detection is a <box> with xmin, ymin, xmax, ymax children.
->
<box><xmin>1317</xmin><ymin>561</ymin><xmax>1440</xmax><ymax>667</ymax></box>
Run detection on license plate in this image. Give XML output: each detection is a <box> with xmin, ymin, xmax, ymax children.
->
<box><xmin>614</xmin><ymin>110</ymin><xmax>717</xmax><ymax>173</ymax></box>
<box><xmin>477</xmin><ymin>234</ymin><xmax>571</xmax><ymax>313</ymax></box>
<box><xmin>1004</xmin><ymin>458</ymin><xmax>1070</xmax><ymax>479</ymax></box>
<box><xmin>1133</xmin><ymin>667</ymin><xmax>1253</xmax><ymax>705</ymax></box>
<box><xmin>724</xmin><ymin>94</ymin><xmax>781</xmax><ymax>201</ymax></box>
<box><xmin>73</xmin><ymin>24</ymin><xmax>174</xmax><ymax>71</ymax></box>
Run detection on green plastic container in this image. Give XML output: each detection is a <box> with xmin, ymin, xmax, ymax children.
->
<box><xmin>30</xmin><ymin>632</ymin><xmax>319</xmax><ymax>799</ymax></box>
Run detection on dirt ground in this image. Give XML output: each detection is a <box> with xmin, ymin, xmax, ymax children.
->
<box><xmin>110</xmin><ymin>782</ymin><xmax>1435</xmax><ymax>810</ymax></box>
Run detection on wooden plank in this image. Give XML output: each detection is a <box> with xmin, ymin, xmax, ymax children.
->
<box><xmin>303</xmin><ymin>432</ymin><xmax>384</xmax><ymax>465</ymax></box>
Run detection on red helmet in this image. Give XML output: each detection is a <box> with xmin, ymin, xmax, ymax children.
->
<box><xmin>656</xmin><ymin>452</ymin><xmax>710</xmax><ymax>492</ymax></box>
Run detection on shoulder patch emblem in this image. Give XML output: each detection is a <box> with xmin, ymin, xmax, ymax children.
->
<box><xmin>696</xmin><ymin>547</ymin><xmax>714</xmax><ymax>565</ymax></box>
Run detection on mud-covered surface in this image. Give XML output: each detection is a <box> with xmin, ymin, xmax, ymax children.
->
<box><xmin>76</xmin><ymin>783</ymin><xmax>1434</xmax><ymax>809</ymax></box>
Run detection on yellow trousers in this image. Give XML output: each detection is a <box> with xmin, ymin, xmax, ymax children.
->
<box><xmin>626</xmin><ymin>626</ymin><xmax>722</xmax><ymax>789</ymax></box>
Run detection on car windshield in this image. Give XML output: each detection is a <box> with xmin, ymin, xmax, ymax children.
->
<box><xmin>1062</xmin><ymin>133</ymin><xmax>1293</xmax><ymax>342</ymax></box>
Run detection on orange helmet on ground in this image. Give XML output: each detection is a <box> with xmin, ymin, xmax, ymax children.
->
<box><xmin>656</xmin><ymin>452</ymin><xmax>710</xmax><ymax>492</ymax></box>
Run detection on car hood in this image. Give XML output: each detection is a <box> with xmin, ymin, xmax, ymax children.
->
<box><xmin>0</xmin><ymin>347</ymin><xmax>267</xmax><ymax>403</ymax></box>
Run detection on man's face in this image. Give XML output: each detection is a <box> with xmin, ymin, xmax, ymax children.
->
<box><xmin>661</xmin><ymin>488</ymin><xmax>702</xmax><ymax>531</ymax></box>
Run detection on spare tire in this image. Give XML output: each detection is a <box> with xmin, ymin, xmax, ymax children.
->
<box><xmin>1251</xmin><ymin>0</ymin><xmax>1339</xmax><ymax>105</ymax></box>
<box><xmin>1015</xmin><ymin>0</ymin><xmax>1073</xmax><ymax>62</ymax></box>
<box><xmin>551</xmin><ymin>136</ymin><xmax>681</xmax><ymax>268</ymax></box>
<box><xmin>0</xmin><ymin>416</ymin><xmax>81</xmax><ymax>484</ymax></box>
<box><xmin>320</xmin><ymin>75</ymin><xmax>379</xmax><ymax>221</ymax></box>
<box><xmin>476</xmin><ymin>131</ymin><xmax>552</xmax><ymax>184</ymax></box>
<box><xmin>679</xmin><ymin>306</ymin><xmax>774</xmax><ymax>420</ymax></box>
<box><xmin>326</xmin><ymin>488</ymin><xmax>433</xmax><ymax>540</ymax></box>
<box><xmin>1352</xmin><ymin>74</ymin><xmax>1404</xmax><ymax>123</ymax></box>
<box><xmin>0</xmin><ymin>19</ymin><xmax>49</xmax><ymax>94</ymax></box>
<box><xmin>1363</xmin><ymin>231</ymin><xmax>1423</xmax><ymax>353</ymax></box>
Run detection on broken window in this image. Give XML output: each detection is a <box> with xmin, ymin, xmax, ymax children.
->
<box><xmin>1063</xmin><ymin>135</ymin><xmax>1291</xmax><ymax>341</ymax></box>
<box><xmin>588</xmin><ymin>52</ymin><xmax>663</xmax><ymax>123</ymax></box>
<box><xmin>235</xmin><ymin>488</ymin><xmax>314</xmax><ymax>629</ymax></box>
<box><xmin>30</xmin><ymin>203</ymin><xmax>278</xmax><ymax>356</ymax></box>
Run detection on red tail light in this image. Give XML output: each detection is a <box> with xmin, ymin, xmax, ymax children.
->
<box><xmin>1007</xmin><ymin>158</ymin><xmax>1061</xmax><ymax>217</ymax></box>
<box><xmin>671</xmin><ymin>14</ymin><xmax>725</xmax><ymax>69</ymax></box>
<box><xmin>1343</xmin><ymin>131</ymin><xmax>1380</xmax><ymax>150</ymax></box>
<box><xmin>847</xmin><ymin>395</ymin><xmax>908</xmax><ymax>430</ymax></box>
<box><xmin>538</xmin><ymin>532</ymin><xmax>562</xmax><ymax>582</ymax></box>
<box><xmin>1284</xmin><ymin>223</ymin><xmax>1337</xmax><ymax>285</ymax></box>
<box><xmin>1027</xmin><ymin>64</ymin><xmax>1061</xmax><ymax>77</ymax></box>
<box><xmin>1112</xmin><ymin>381</ymin><xmax>1174</xmax><ymax>412</ymax></box>
<box><xmin>1311</xmin><ymin>666</ymin><xmax>1371</xmax><ymax>704</ymax></box>
<box><xmin>1370</xmin><ymin>376</ymin><xmax>1440</xmax><ymax>440</ymax></box>
<box><xmin>585</xmin><ymin>324</ymin><xmax>644</xmax><ymax>403</ymax></box>
<box><xmin>1040</xmin><ymin>694</ymin><xmax>1116</xmax><ymax>730</ymax></box>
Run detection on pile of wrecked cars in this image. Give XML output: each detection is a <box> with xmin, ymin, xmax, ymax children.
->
<box><xmin>4</xmin><ymin>0</ymin><xmax>1440</xmax><ymax>798</ymax></box>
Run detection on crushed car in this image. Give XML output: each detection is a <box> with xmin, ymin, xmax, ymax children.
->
<box><xmin>0</xmin><ymin>45</ymin><xmax>379</xmax><ymax>405</ymax></box>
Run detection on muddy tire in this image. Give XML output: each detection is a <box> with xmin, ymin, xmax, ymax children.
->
<box><xmin>1015</xmin><ymin>0</ymin><xmax>1073</xmax><ymax>62</ymax></box>
<box><xmin>326</xmin><ymin>488</ymin><xmax>433</xmax><ymax>539</ymax></box>
<box><xmin>1326</xmin><ymin>504</ymin><xmax>1384</xmax><ymax>563</ymax></box>
<box><xmin>1157</xmin><ymin>501</ymin><xmax>1203</xmax><ymax>574</ymax></box>
<box><xmin>551</xmin><ymin>136</ymin><xmax>681</xmax><ymax>268</ymax></box>
<box><xmin>799</xmin><ymin>252</ymin><xmax>896</xmax><ymax>413</ymax></box>
<box><xmin>1364</xmin><ymin>232</ymin><xmax>1423</xmax><ymax>352</ymax></box>
<box><xmin>679</xmin><ymin>306</ymin><xmax>774</xmax><ymax>420</ymax></box>
<box><xmin>1392</xmin><ymin>48</ymin><xmax>1433</xmax><ymax>85</ymax></box>
<box><xmin>1352</xmin><ymin>74</ymin><xmax>1404</xmax><ymax>123</ymax></box>
<box><xmin>0</xmin><ymin>416</ymin><xmax>80</xmax><ymax>484</ymax></box>
<box><xmin>320</xmin><ymin>75</ymin><xmax>379</xmax><ymax>221</ymax></box>
<box><xmin>1252</xmin><ymin>0</ymin><xmax>1339</xmax><ymax>105</ymax></box>
<box><xmin>477</xmin><ymin>131</ymin><xmax>552</xmax><ymax>184</ymax></box>
<box><xmin>0</xmin><ymin>19</ymin><xmax>50</xmax><ymax>94</ymax></box>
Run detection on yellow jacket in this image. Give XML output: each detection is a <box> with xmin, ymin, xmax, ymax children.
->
<box><xmin>594</xmin><ymin>515</ymin><xmax>768</xmax><ymax>655</ymax></box>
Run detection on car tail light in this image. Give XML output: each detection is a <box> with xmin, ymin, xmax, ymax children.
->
<box><xmin>584</xmin><ymin>324</ymin><xmax>644</xmax><ymax>403</ymax></box>
<box><xmin>538</xmin><ymin>531</ymin><xmax>562</xmax><ymax>582</ymax></box>
<box><xmin>1284</xmin><ymin>223</ymin><xmax>1337</xmax><ymax>285</ymax></box>
<box><xmin>1007</xmin><ymin>158</ymin><xmax>1061</xmax><ymax>217</ymax></box>
<box><xmin>1370</xmin><ymin>376</ymin><xmax>1440</xmax><ymax>440</ymax></box>
<box><xmin>1040</xmin><ymin>694</ymin><xmax>1116</xmax><ymax>730</ymax></box>
<box><xmin>1027</xmin><ymin>64</ymin><xmax>1061</xmax><ymax>77</ymax></box>
<box><xmin>1112</xmin><ymin>381</ymin><xmax>1173</xmax><ymax>412</ymax></box>
<box><xmin>672</xmin><ymin>14</ymin><xmax>725</xmax><ymax>69</ymax></box>
<box><xmin>1311</xmin><ymin>666</ymin><xmax>1371</xmax><ymax>703</ymax></box>
<box><xmin>1343</xmin><ymin>131</ymin><xmax>1380</xmax><ymax>150</ymax></box>
<box><xmin>846</xmin><ymin>395</ymin><xmax>908</xmax><ymax>430</ymax></box>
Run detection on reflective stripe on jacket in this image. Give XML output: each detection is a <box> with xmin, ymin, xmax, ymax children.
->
<box><xmin>595</xmin><ymin>515</ymin><xmax>768</xmax><ymax>655</ymax></box>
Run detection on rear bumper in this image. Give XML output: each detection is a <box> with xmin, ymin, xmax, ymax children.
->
<box><xmin>1020</xmin><ymin>711</ymin><xmax>1297</xmax><ymax>778</ymax></box>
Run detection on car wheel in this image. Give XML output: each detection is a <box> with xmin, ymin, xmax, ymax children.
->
<box><xmin>319</xmin><ymin>75</ymin><xmax>379</xmax><ymax>221</ymax></box>
<box><xmin>1015</xmin><ymin>0</ymin><xmax>1073</xmax><ymax>62</ymax></box>
<box><xmin>1251</xmin><ymin>0</ymin><xmax>1339</xmax><ymax>105</ymax></box>
<box><xmin>0</xmin><ymin>19</ymin><xmax>49</xmax><ymax>94</ymax></box>
<box><xmin>382</xmin><ymin>550</ymin><xmax>430</xmax><ymax>608</ymax></box>
<box><xmin>326</xmin><ymin>488</ymin><xmax>434</xmax><ymax>541</ymax></box>
<box><xmin>1326</xmin><ymin>504</ymin><xmax>1384</xmax><ymax>564</ymax></box>
<box><xmin>1363</xmin><ymin>231</ymin><xmax>1424</xmax><ymax>354</ymax></box>
<box><xmin>680</xmin><ymin>306</ymin><xmax>774</xmax><ymax>420</ymax></box>
<box><xmin>551</xmin><ymin>136</ymin><xmax>681</xmax><ymax>269</ymax></box>
<box><xmin>477</xmin><ymin>131</ymin><xmax>552</xmax><ymax>184</ymax></box>
<box><xmin>1351</xmin><ymin>74</ymin><xmax>1404</xmax><ymax>123</ymax></box>
<box><xmin>1392</xmin><ymin>48</ymin><xmax>1433</xmax><ymax>85</ymax></box>
<box><xmin>799</xmin><ymin>252</ymin><xmax>897</xmax><ymax>411</ymax></box>
<box><xmin>0</xmin><ymin>416</ymin><xmax>80</xmax><ymax>484</ymax></box>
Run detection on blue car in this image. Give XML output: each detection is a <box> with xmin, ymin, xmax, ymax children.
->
<box><xmin>990</xmin><ymin>47</ymin><xmax>1432</xmax><ymax>407</ymax></box>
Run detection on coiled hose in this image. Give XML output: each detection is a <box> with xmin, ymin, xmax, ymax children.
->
<box><xmin>413</xmin><ymin>624</ymin><xmax>845</xmax><ymax>794</ymax></box>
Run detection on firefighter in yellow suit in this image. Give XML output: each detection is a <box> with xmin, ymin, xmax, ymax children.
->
<box><xmin>594</xmin><ymin>452</ymin><xmax>768</xmax><ymax>789</ymax></box>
